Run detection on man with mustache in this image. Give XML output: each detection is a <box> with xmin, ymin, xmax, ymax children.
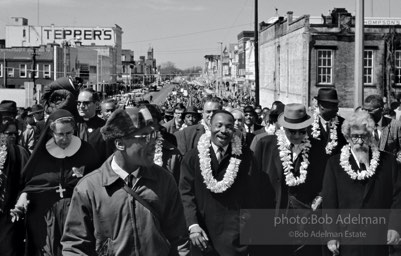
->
<box><xmin>363</xmin><ymin>94</ymin><xmax>401</xmax><ymax>163</ymax></box>
<box><xmin>322</xmin><ymin>110</ymin><xmax>401</xmax><ymax>256</ymax></box>
<box><xmin>61</xmin><ymin>109</ymin><xmax>189</xmax><ymax>255</ymax></box>
<box><xmin>179</xmin><ymin>110</ymin><xmax>253</xmax><ymax>255</ymax></box>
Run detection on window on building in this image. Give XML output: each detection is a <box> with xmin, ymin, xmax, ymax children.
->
<box><xmin>20</xmin><ymin>64</ymin><xmax>27</xmax><ymax>78</ymax></box>
<box><xmin>7</xmin><ymin>68</ymin><xmax>14</xmax><ymax>77</ymax></box>
<box><xmin>364</xmin><ymin>50</ymin><xmax>374</xmax><ymax>85</ymax></box>
<box><xmin>121</xmin><ymin>55</ymin><xmax>126</xmax><ymax>61</ymax></box>
<box><xmin>43</xmin><ymin>64</ymin><xmax>51</xmax><ymax>78</ymax></box>
<box><xmin>0</xmin><ymin>64</ymin><xmax>2</xmax><ymax>78</ymax></box>
<box><xmin>396</xmin><ymin>50</ymin><xmax>401</xmax><ymax>85</ymax></box>
<box><xmin>317</xmin><ymin>50</ymin><xmax>333</xmax><ymax>84</ymax></box>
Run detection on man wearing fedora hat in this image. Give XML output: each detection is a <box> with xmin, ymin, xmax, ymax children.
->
<box><xmin>252</xmin><ymin>103</ymin><xmax>327</xmax><ymax>256</ymax></box>
<box><xmin>180</xmin><ymin>106</ymin><xmax>200</xmax><ymax>130</ymax></box>
<box><xmin>243</xmin><ymin>105</ymin><xmax>264</xmax><ymax>147</ymax></box>
<box><xmin>61</xmin><ymin>109</ymin><xmax>189</xmax><ymax>255</ymax></box>
<box><xmin>29</xmin><ymin>104</ymin><xmax>46</xmax><ymax>133</ymax></box>
<box><xmin>309</xmin><ymin>88</ymin><xmax>347</xmax><ymax>157</ymax></box>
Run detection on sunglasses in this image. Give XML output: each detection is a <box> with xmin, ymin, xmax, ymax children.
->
<box><xmin>77</xmin><ymin>101</ymin><xmax>93</xmax><ymax>107</ymax></box>
<box><xmin>131</xmin><ymin>131</ymin><xmax>158</xmax><ymax>143</ymax></box>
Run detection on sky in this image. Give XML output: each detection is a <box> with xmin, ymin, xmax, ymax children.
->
<box><xmin>0</xmin><ymin>0</ymin><xmax>400</xmax><ymax>69</ymax></box>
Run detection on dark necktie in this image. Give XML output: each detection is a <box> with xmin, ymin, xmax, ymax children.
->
<box><xmin>216</xmin><ymin>147</ymin><xmax>224</xmax><ymax>163</ymax></box>
<box><xmin>326</xmin><ymin>121</ymin><xmax>330</xmax><ymax>134</ymax></box>
<box><xmin>127</xmin><ymin>174</ymin><xmax>135</xmax><ymax>189</ymax></box>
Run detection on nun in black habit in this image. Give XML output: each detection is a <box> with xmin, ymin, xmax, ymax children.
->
<box><xmin>11</xmin><ymin>109</ymin><xmax>100</xmax><ymax>256</ymax></box>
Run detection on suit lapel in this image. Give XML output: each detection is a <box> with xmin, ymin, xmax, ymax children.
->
<box><xmin>379</xmin><ymin>125</ymin><xmax>389</xmax><ymax>151</ymax></box>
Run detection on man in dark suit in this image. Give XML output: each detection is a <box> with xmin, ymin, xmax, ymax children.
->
<box><xmin>243</xmin><ymin>106</ymin><xmax>263</xmax><ymax>147</ymax></box>
<box><xmin>76</xmin><ymin>88</ymin><xmax>114</xmax><ymax>165</ymax></box>
<box><xmin>179</xmin><ymin>110</ymin><xmax>252</xmax><ymax>256</ymax></box>
<box><xmin>363</xmin><ymin>94</ymin><xmax>401</xmax><ymax>163</ymax></box>
<box><xmin>322</xmin><ymin>110</ymin><xmax>401</xmax><ymax>256</ymax></box>
<box><xmin>309</xmin><ymin>88</ymin><xmax>347</xmax><ymax>156</ymax></box>
<box><xmin>176</xmin><ymin>96</ymin><xmax>222</xmax><ymax>156</ymax></box>
<box><xmin>252</xmin><ymin>103</ymin><xmax>327</xmax><ymax>256</ymax></box>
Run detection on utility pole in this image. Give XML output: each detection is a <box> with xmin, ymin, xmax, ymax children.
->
<box><xmin>355</xmin><ymin>0</ymin><xmax>364</xmax><ymax>108</ymax></box>
<box><xmin>31</xmin><ymin>48</ymin><xmax>37</xmax><ymax>86</ymax></box>
<box><xmin>218</xmin><ymin>42</ymin><xmax>223</xmax><ymax>96</ymax></box>
<box><xmin>254</xmin><ymin>0</ymin><xmax>260</xmax><ymax>105</ymax></box>
<box><xmin>3</xmin><ymin>52</ymin><xmax>5</xmax><ymax>88</ymax></box>
<box><xmin>63</xmin><ymin>41</ymin><xmax>69</xmax><ymax>77</ymax></box>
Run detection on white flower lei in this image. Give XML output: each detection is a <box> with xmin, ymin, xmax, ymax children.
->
<box><xmin>265</xmin><ymin>124</ymin><xmax>276</xmax><ymax>135</ymax></box>
<box><xmin>200</xmin><ymin>119</ymin><xmax>210</xmax><ymax>133</ymax></box>
<box><xmin>311</xmin><ymin>113</ymin><xmax>339</xmax><ymax>155</ymax></box>
<box><xmin>154</xmin><ymin>132</ymin><xmax>164</xmax><ymax>166</ymax></box>
<box><xmin>340</xmin><ymin>144</ymin><xmax>380</xmax><ymax>180</ymax></box>
<box><xmin>276</xmin><ymin>128</ymin><xmax>311</xmax><ymax>186</ymax></box>
<box><xmin>197</xmin><ymin>131</ymin><xmax>242</xmax><ymax>193</ymax></box>
<box><xmin>0</xmin><ymin>134</ymin><xmax>7</xmax><ymax>175</ymax></box>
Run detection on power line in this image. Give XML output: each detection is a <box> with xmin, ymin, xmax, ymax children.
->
<box><xmin>223</xmin><ymin>0</ymin><xmax>251</xmax><ymax>43</ymax></box>
<box><xmin>124</xmin><ymin>23</ymin><xmax>252</xmax><ymax>44</ymax></box>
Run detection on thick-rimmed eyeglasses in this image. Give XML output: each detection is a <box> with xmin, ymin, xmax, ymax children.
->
<box><xmin>361</xmin><ymin>107</ymin><xmax>382</xmax><ymax>113</ymax></box>
<box><xmin>132</xmin><ymin>131</ymin><xmax>157</xmax><ymax>143</ymax></box>
<box><xmin>350</xmin><ymin>134</ymin><xmax>369</xmax><ymax>143</ymax></box>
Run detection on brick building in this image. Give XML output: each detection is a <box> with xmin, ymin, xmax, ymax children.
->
<box><xmin>259</xmin><ymin>8</ymin><xmax>401</xmax><ymax>108</ymax></box>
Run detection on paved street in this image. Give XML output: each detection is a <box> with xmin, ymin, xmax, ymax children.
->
<box><xmin>143</xmin><ymin>84</ymin><xmax>175</xmax><ymax>105</ymax></box>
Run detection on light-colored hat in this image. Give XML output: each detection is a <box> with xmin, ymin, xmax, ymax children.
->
<box><xmin>278</xmin><ymin>103</ymin><xmax>313</xmax><ymax>129</ymax></box>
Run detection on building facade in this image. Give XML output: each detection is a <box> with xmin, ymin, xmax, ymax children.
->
<box><xmin>4</xmin><ymin>17</ymin><xmax>123</xmax><ymax>87</ymax></box>
<box><xmin>259</xmin><ymin>8</ymin><xmax>401</xmax><ymax>107</ymax></box>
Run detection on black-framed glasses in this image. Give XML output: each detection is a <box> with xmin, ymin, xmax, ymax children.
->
<box><xmin>77</xmin><ymin>101</ymin><xmax>93</xmax><ymax>107</ymax></box>
<box><xmin>350</xmin><ymin>134</ymin><xmax>369</xmax><ymax>143</ymax></box>
<box><xmin>132</xmin><ymin>131</ymin><xmax>157</xmax><ymax>143</ymax></box>
<box><xmin>362</xmin><ymin>107</ymin><xmax>382</xmax><ymax>113</ymax></box>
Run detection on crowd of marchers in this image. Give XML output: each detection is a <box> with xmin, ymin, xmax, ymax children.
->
<box><xmin>1</xmin><ymin>76</ymin><xmax>401</xmax><ymax>256</ymax></box>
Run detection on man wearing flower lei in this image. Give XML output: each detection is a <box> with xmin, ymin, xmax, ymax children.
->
<box><xmin>309</xmin><ymin>88</ymin><xmax>347</xmax><ymax>156</ymax></box>
<box><xmin>0</xmin><ymin>113</ymin><xmax>30</xmax><ymax>256</ymax></box>
<box><xmin>252</xmin><ymin>103</ymin><xmax>328</xmax><ymax>256</ymax></box>
<box><xmin>126</xmin><ymin>105</ymin><xmax>183</xmax><ymax>184</ymax></box>
<box><xmin>179</xmin><ymin>110</ymin><xmax>253</xmax><ymax>255</ymax></box>
<box><xmin>176</xmin><ymin>96</ymin><xmax>222</xmax><ymax>156</ymax></box>
<box><xmin>322</xmin><ymin>110</ymin><xmax>401</xmax><ymax>256</ymax></box>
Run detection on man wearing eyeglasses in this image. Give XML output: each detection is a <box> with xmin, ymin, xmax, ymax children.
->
<box><xmin>362</xmin><ymin>94</ymin><xmax>401</xmax><ymax>163</ymax></box>
<box><xmin>76</xmin><ymin>88</ymin><xmax>114</xmax><ymax>165</ymax></box>
<box><xmin>252</xmin><ymin>103</ymin><xmax>328</xmax><ymax>256</ymax></box>
<box><xmin>322</xmin><ymin>110</ymin><xmax>401</xmax><ymax>256</ymax></box>
<box><xmin>61</xmin><ymin>109</ymin><xmax>189</xmax><ymax>256</ymax></box>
